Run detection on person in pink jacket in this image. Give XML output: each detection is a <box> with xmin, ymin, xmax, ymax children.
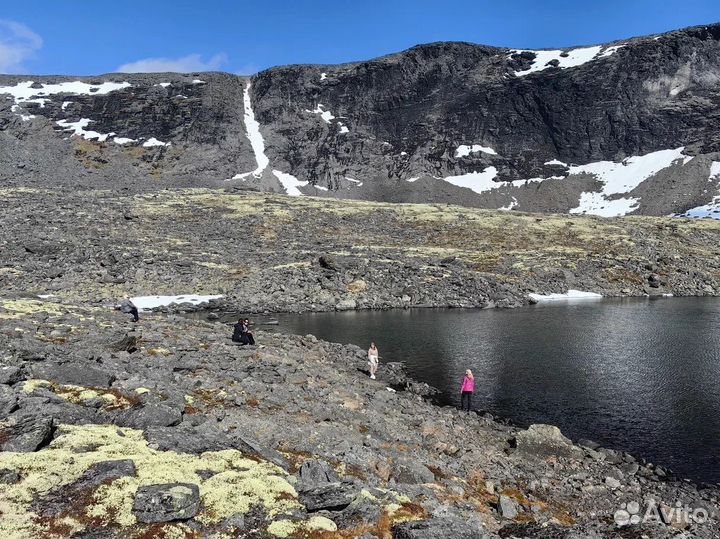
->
<box><xmin>460</xmin><ymin>369</ymin><xmax>474</xmax><ymax>412</ymax></box>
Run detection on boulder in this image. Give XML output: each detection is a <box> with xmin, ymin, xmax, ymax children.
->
<box><xmin>298</xmin><ymin>482</ymin><xmax>359</xmax><ymax>512</ymax></box>
<box><xmin>31</xmin><ymin>363</ymin><xmax>115</xmax><ymax>387</ymax></box>
<box><xmin>115</xmin><ymin>404</ymin><xmax>182</xmax><ymax>429</ymax></box>
<box><xmin>392</xmin><ymin>458</ymin><xmax>435</xmax><ymax>484</ymax></box>
<box><xmin>0</xmin><ymin>414</ymin><xmax>53</xmax><ymax>452</ymax></box>
<box><xmin>298</xmin><ymin>459</ymin><xmax>341</xmax><ymax>488</ymax></box>
<box><xmin>513</xmin><ymin>424</ymin><xmax>582</xmax><ymax>459</ymax></box>
<box><xmin>145</xmin><ymin>425</ymin><xmax>233</xmax><ymax>453</ymax></box>
<box><xmin>0</xmin><ymin>366</ymin><xmax>23</xmax><ymax>385</ymax></box>
<box><xmin>498</xmin><ymin>494</ymin><xmax>519</xmax><ymax>519</ymax></box>
<box><xmin>132</xmin><ymin>483</ymin><xmax>200</xmax><ymax>523</ymax></box>
<box><xmin>393</xmin><ymin>518</ymin><xmax>489</xmax><ymax>539</ymax></box>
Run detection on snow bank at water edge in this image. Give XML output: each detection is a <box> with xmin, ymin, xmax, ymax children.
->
<box><xmin>529</xmin><ymin>290</ymin><xmax>603</xmax><ymax>301</ymax></box>
<box><xmin>131</xmin><ymin>295</ymin><xmax>223</xmax><ymax>311</ymax></box>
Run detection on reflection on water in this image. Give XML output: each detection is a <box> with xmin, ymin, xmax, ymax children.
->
<box><xmin>276</xmin><ymin>298</ymin><xmax>720</xmax><ymax>484</ymax></box>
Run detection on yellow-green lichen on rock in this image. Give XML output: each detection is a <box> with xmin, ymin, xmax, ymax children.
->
<box><xmin>0</xmin><ymin>424</ymin><xmax>300</xmax><ymax>539</ymax></box>
<box><xmin>0</xmin><ymin>299</ymin><xmax>65</xmax><ymax>319</ymax></box>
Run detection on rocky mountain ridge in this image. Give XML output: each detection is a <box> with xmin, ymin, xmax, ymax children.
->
<box><xmin>2</xmin><ymin>23</ymin><xmax>720</xmax><ymax>217</ymax></box>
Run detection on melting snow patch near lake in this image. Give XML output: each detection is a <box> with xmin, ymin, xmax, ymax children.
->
<box><xmin>131</xmin><ymin>295</ymin><xmax>223</xmax><ymax>311</ymax></box>
<box><xmin>510</xmin><ymin>45</ymin><xmax>623</xmax><ymax>76</ymax></box>
<box><xmin>272</xmin><ymin>170</ymin><xmax>308</xmax><ymax>196</ymax></box>
<box><xmin>456</xmin><ymin>144</ymin><xmax>497</xmax><ymax>157</ymax></box>
<box><xmin>0</xmin><ymin>80</ymin><xmax>131</xmax><ymax>105</ymax></box>
<box><xmin>232</xmin><ymin>82</ymin><xmax>270</xmax><ymax>180</ymax></box>
<box><xmin>529</xmin><ymin>290</ymin><xmax>603</xmax><ymax>301</ymax></box>
<box><xmin>569</xmin><ymin>147</ymin><xmax>688</xmax><ymax>217</ymax></box>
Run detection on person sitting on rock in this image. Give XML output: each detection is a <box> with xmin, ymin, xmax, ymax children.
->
<box><xmin>117</xmin><ymin>296</ymin><xmax>139</xmax><ymax>322</ymax></box>
<box><xmin>242</xmin><ymin>318</ymin><xmax>255</xmax><ymax>345</ymax></box>
<box><xmin>232</xmin><ymin>318</ymin><xmax>255</xmax><ymax>345</ymax></box>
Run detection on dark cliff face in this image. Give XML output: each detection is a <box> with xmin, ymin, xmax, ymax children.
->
<box><xmin>1</xmin><ymin>23</ymin><xmax>720</xmax><ymax>216</ymax></box>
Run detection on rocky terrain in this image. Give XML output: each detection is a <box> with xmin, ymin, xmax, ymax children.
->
<box><xmin>1</xmin><ymin>298</ymin><xmax>719</xmax><ymax>539</ymax></box>
<box><xmin>2</xmin><ymin>187</ymin><xmax>720</xmax><ymax>316</ymax></box>
<box><xmin>2</xmin><ymin>23</ymin><xmax>720</xmax><ymax>216</ymax></box>
<box><xmin>1</xmin><ymin>185</ymin><xmax>720</xmax><ymax>536</ymax></box>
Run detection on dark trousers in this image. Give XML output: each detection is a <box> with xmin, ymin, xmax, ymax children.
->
<box><xmin>239</xmin><ymin>332</ymin><xmax>255</xmax><ymax>345</ymax></box>
<box><xmin>461</xmin><ymin>391</ymin><xmax>473</xmax><ymax>412</ymax></box>
<box><xmin>129</xmin><ymin>307</ymin><xmax>139</xmax><ymax>322</ymax></box>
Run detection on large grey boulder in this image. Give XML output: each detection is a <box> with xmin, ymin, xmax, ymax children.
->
<box><xmin>0</xmin><ymin>414</ymin><xmax>53</xmax><ymax>452</ymax></box>
<box><xmin>145</xmin><ymin>425</ymin><xmax>233</xmax><ymax>454</ymax></box>
<box><xmin>0</xmin><ymin>366</ymin><xmax>23</xmax><ymax>385</ymax></box>
<box><xmin>132</xmin><ymin>483</ymin><xmax>200</xmax><ymax>523</ymax></box>
<box><xmin>513</xmin><ymin>424</ymin><xmax>582</xmax><ymax>459</ymax></box>
<box><xmin>393</xmin><ymin>518</ymin><xmax>491</xmax><ymax>539</ymax></box>
<box><xmin>31</xmin><ymin>363</ymin><xmax>114</xmax><ymax>387</ymax></box>
<box><xmin>298</xmin><ymin>482</ymin><xmax>359</xmax><ymax>512</ymax></box>
<box><xmin>115</xmin><ymin>404</ymin><xmax>182</xmax><ymax>429</ymax></box>
<box><xmin>392</xmin><ymin>458</ymin><xmax>435</xmax><ymax>484</ymax></box>
<box><xmin>297</xmin><ymin>459</ymin><xmax>341</xmax><ymax>488</ymax></box>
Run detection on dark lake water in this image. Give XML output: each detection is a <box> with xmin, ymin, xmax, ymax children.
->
<box><xmin>273</xmin><ymin>298</ymin><xmax>720</xmax><ymax>485</ymax></box>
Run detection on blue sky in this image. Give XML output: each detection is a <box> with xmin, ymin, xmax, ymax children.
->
<box><xmin>1</xmin><ymin>0</ymin><xmax>718</xmax><ymax>75</ymax></box>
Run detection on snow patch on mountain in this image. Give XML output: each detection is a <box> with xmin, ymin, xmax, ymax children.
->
<box><xmin>142</xmin><ymin>137</ymin><xmax>169</xmax><ymax>148</ymax></box>
<box><xmin>510</xmin><ymin>44</ymin><xmax>623</xmax><ymax>76</ymax></box>
<box><xmin>306</xmin><ymin>103</ymin><xmax>336</xmax><ymax>123</ymax></box>
<box><xmin>569</xmin><ymin>147</ymin><xmax>688</xmax><ymax>217</ymax></box>
<box><xmin>56</xmin><ymin>118</ymin><xmax>163</xmax><ymax>146</ymax></box>
<box><xmin>233</xmin><ymin>82</ymin><xmax>270</xmax><ymax>180</ymax></box>
<box><xmin>456</xmin><ymin>144</ymin><xmax>497</xmax><ymax>157</ymax></box>
<box><xmin>272</xmin><ymin>170</ymin><xmax>308</xmax><ymax>196</ymax></box>
<box><xmin>674</xmin><ymin>162</ymin><xmax>720</xmax><ymax>219</ymax></box>
<box><xmin>0</xmin><ymin>80</ymin><xmax>131</xmax><ymax>105</ymax></box>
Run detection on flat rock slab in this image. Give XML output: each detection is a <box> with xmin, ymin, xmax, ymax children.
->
<box><xmin>132</xmin><ymin>483</ymin><xmax>200</xmax><ymax>523</ymax></box>
<box><xmin>298</xmin><ymin>482</ymin><xmax>359</xmax><ymax>512</ymax></box>
<box><xmin>0</xmin><ymin>414</ymin><xmax>53</xmax><ymax>452</ymax></box>
<box><xmin>31</xmin><ymin>363</ymin><xmax>115</xmax><ymax>387</ymax></box>
<box><xmin>393</xmin><ymin>518</ymin><xmax>492</xmax><ymax>539</ymax></box>
<box><xmin>115</xmin><ymin>404</ymin><xmax>182</xmax><ymax>429</ymax></box>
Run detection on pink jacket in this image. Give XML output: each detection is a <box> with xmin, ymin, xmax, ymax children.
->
<box><xmin>461</xmin><ymin>376</ymin><xmax>475</xmax><ymax>393</ymax></box>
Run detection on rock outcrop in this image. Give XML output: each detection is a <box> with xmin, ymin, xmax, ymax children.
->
<box><xmin>2</xmin><ymin>24</ymin><xmax>720</xmax><ymax>217</ymax></box>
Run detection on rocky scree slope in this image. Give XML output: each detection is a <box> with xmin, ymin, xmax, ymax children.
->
<box><xmin>2</xmin><ymin>24</ymin><xmax>720</xmax><ymax>217</ymax></box>
<box><xmin>2</xmin><ymin>188</ymin><xmax>720</xmax><ymax>313</ymax></box>
<box><xmin>0</xmin><ymin>302</ymin><xmax>718</xmax><ymax>538</ymax></box>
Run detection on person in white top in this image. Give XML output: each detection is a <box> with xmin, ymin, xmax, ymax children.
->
<box><xmin>368</xmin><ymin>342</ymin><xmax>379</xmax><ymax>380</ymax></box>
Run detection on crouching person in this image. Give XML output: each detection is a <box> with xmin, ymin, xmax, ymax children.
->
<box><xmin>232</xmin><ymin>318</ymin><xmax>255</xmax><ymax>345</ymax></box>
<box><xmin>118</xmin><ymin>296</ymin><xmax>139</xmax><ymax>322</ymax></box>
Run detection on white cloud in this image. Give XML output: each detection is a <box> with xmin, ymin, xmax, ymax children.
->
<box><xmin>116</xmin><ymin>53</ymin><xmax>228</xmax><ymax>73</ymax></box>
<box><xmin>0</xmin><ymin>20</ymin><xmax>43</xmax><ymax>73</ymax></box>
